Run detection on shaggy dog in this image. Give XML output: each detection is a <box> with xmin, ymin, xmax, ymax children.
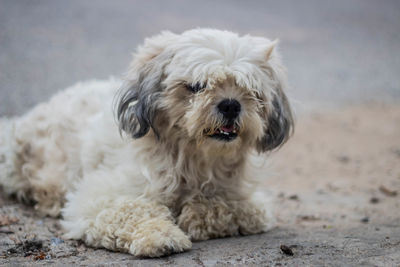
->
<box><xmin>0</xmin><ymin>28</ymin><xmax>293</xmax><ymax>257</ymax></box>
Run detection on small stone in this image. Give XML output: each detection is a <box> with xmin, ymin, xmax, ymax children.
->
<box><xmin>298</xmin><ymin>215</ymin><xmax>320</xmax><ymax>221</ymax></box>
<box><xmin>33</xmin><ymin>251</ymin><xmax>47</xmax><ymax>261</ymax></box>
<box><xmin>280</xmin><ymin>245</ymin><xmax>294</xmax><ymax>256</ymax></box>
<box><xmin>370</xmin><ymin>197</ymin><xmax>380</xmax><ymax>204</ymax></box>
<box><xmin>379</xmin><ymin>185</ymin><xmax>397</xmax><ymax>197</ymax></box>
<box><xmin>361</xmin><ymin>217</ymin><xmax>369</xmax><ymax>223</ymax></box>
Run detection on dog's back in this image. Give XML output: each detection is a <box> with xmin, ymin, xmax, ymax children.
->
<box><xmin>0</xmin><ymin>78</ymin><xmax>121</xmax><ymax>216</ymax></box>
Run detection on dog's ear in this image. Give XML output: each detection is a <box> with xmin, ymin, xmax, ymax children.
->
<box><xmin>256</xmin><ymin>89</ymin><xmax>294</xmax><ymax>152</ymax></box>
<box><xmin>116</xmin><ymin>31</ymin><xmax>176</xmax><ymax>138</ymax></box>
<box><xmin>256</xmin><ymin>41</ymin><xmax>294</xmax><ymax>152</ymax></box>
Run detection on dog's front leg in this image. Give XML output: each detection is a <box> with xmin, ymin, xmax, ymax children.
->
<box><xmin>92</xmin><ymin>200</ymin><xmax>191</xmax><ymax>257</ymax></box>
<box><xmin>64</xmin><ymin>198</ymin><xmax>191</xmax><ymax>257</ymax></box>
<box><xmin>62</xmin><ymin>176</ymin><xmax>191</xmax><ymax>257</ymax></box>
<box><xmin>177</xmin><ymin>196</ymin><xmax>273</xmax><ymax>241</ymax></box>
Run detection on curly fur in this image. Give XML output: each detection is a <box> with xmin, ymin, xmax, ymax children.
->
<box><xmin>0</xmin><ymin>28</ymin><xmax>293</xmax><ymax>257</ymax></box>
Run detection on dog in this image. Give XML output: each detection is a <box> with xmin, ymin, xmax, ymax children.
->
<box><xmin>0</xmin><ymin>28</ymin><xmax>293</xmax><ymax>257</ymax></box>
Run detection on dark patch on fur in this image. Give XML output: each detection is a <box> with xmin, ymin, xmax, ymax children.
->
<box><xmin>257</xmin><ymin>88</ymin><xmax>294</xmax><ymax>152</ymax></box>
<box><xmin>116</xmin><ymin>53</ymin><xmax>171</xmax><ymax>139</ymax></box>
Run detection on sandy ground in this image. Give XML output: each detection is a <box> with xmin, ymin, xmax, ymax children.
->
<box><xmin>1</xmin><ymin>103</ymin><xmax>399</xmax><ymax>266</ymax></box>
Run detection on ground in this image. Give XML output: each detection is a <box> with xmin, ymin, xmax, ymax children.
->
<box><xmin>1</xmin><ymin>0</ymin><xmax>400</xmax><ymax>266</ymax></box>
<box><xmin>1</xmin><ymin>104</ymin><xmax>399</xmax><ymax>266</ymax></box>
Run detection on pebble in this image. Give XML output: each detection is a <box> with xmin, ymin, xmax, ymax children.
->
<box><xmin>280</xmin><ymin>245</ymin><xmax>294</xmax><ymax>256</ymax></box>
<box><xmin>361</xmin><ymin>217</ymin><xmax>369</xmax><ymax>223</ymax></box>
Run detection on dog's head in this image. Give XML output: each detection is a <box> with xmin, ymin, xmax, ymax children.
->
<box><xmin>116</xmin><ymin>29</ymin><xmax>293</xmax><ymax>153</ymax></box>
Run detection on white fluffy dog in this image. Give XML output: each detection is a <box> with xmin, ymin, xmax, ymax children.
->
<box><xmin>0</xmin><ymin>29</ymin><xmax>293</xmax><ymax>257</ymax></box>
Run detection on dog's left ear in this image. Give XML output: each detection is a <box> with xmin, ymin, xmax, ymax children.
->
<box><xmin>116</xmin><ymin>32</ymin><xmax>176</xmax><ymax>139</ymax></box>
<box><xmin>256</xmin><ymin>41</ymin><xmax>294</xmax><ymax>152</ymax></box>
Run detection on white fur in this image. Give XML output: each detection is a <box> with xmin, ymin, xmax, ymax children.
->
<box><xmin>0</xmin><ymin>29</ymin><xmax>292</xmax><ymax>257</ymax></box>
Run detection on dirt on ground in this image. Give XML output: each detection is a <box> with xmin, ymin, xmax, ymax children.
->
<box><xmin>1</xmin><ymin>103</ymin><xmax>399</xmax><ymax>266</ymax></box>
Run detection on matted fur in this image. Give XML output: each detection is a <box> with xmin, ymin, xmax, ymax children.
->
<box><xmin>0</xmin><ymin>28</ymin><xmax>293</xmax><ymax>257</ymax></box>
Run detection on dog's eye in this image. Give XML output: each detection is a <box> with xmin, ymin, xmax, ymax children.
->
<box><xmin>186</xmin><ymin>82</ymin><xmax>206</xmax><ymax>93</ymax></box>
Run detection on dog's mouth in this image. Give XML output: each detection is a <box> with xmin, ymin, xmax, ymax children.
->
<box><xmin>204</xmin><ymin>124</ymin><xmax>239</xmax><ymax>142</ymax></box>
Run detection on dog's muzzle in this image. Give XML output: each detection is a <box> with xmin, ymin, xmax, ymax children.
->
<box><xmin>204</xmin><ymin>99</ymin><xmax>241</xmax><ymax>142</ymax></box>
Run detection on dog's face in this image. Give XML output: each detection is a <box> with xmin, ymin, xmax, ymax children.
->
<box><xmin>117</xmin><ymin>29</ymin><xmax>293</xmax><ymax>153</ymax></box>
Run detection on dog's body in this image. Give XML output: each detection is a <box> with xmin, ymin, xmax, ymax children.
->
<box><xmin>0</xmin><ymin>29</ymin><xmax>293</xmax><ymax>257</ymax></box>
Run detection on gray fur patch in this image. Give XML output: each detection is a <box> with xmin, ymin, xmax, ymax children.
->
<box><xmin>116</xmin><ymin>53</ymin><xmax>172</xmax><ymax>139</ymax></box>
<box><xmin>257</xmin><ymin>88</ymin><xmax>294</xmax><ymax>152</ymax></box>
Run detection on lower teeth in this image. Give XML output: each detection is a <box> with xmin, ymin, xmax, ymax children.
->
<box><xmin>209</xmin><ymin>128</ymin><xmax>238</xmax><ymax>136</ymax></box>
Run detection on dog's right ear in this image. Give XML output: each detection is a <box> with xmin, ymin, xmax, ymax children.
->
<box><xmin>116</xmin><ymin>31</ymin><xmax>177</xmax><ymax>139</ymax></box>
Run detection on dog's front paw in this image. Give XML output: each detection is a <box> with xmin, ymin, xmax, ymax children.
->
<box><xmin>78</xmin><ymin>200</ymin><xmax>192</xmax><ymax>258</ymax></box>
<box><xmin>178</xmin><ymin>198</ymin><xmax>274</xmax><ymax>241</ymax></box>
<box><xmin>120</xmin><ymin>220</ymin><xmax>192</xmax><ymax>257</ymax></box>
<box><xmin>234</xmin><ymin>201</ymin><xmax>274</xmax><ymax>235</ymax></box>
<box><xmin>178</xmin><ymin>198</ymin><xmax>240</xmax><ymax>241</ymax></box>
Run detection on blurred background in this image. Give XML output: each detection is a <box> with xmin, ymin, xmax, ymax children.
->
<box><xmin>0</xmin><ymin>0</ymin><xmax>399</xmax><ymax>116</ymax></box>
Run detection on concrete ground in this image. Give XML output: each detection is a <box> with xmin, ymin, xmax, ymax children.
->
<box><xmin>1</xmin><ymin>0</ymin><xmax>400</xmax><ymax>266</ymax></box>
<box><xmin>1</xmin><ymin>104</ymin><xmax>399</xmax><ymax>266</ymax></box>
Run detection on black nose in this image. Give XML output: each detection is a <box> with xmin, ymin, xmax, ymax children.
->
<box><xmin>217</xmin><ymin>99</ymin><xmax>241</xmax><ymax>120</ymax></box>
